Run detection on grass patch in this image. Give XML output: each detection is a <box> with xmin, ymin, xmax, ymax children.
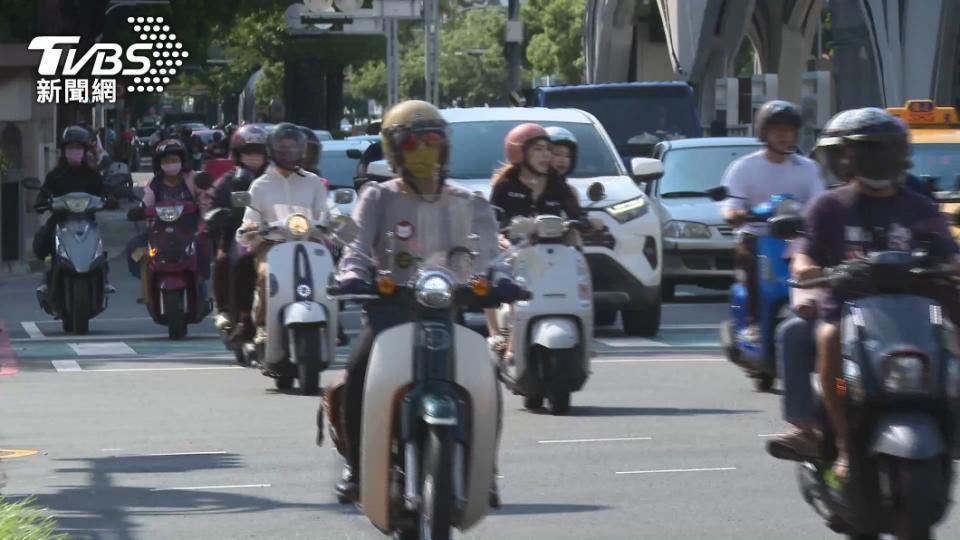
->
<box><xmin>0</xmin><ymin>497</ymin><xmax>69</xmax><ymax>540</ymax></box>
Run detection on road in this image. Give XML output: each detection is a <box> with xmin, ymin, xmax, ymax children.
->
<box><xmin>0</xmin><ymin>267</ymin><xmax>957</xmax><ymax>540</ymax></box>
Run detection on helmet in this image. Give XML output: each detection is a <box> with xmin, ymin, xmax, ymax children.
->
<box><xmin>837</xmin><ymin>107</ymin><xmax>911</xmax><ymax>189</ymax></box>
<box><xmin>381</xmin><ymin>100</ymin><xmax>449</xmax><ymax>171</ymax></box>
<box><xmin>811</xmin><ymin>109</ymin><xmax>861</xmax><ymax>184</ymax></box>
<box><xmin>61</xmin><ymin>125</ymin><xmax>93</xmax><ymax>149</ymax></box>
<box><xmin>268</xmin><ymin>122</ymin><xmax>307</xmax><ymax>170</ymax></box>
<box><xmin>152</xmin><ymin>138</ymin><xmax>188</xmax><ymax>172</ymax></box>
<box><xmin>504</xmin><ymin>123</ymin><xmax>549</xmax><ymax>165</ymax></box>
<box><xmin>230</xmin><ymin>124</ymin><xmax>268</xmax><ymax>161</ymax></box>
<box><xmin>545</xmin><ymin>125</ymin><xmax>578</xmax><ymax>173</ymax></box>
<box><xmin>754</xmin><ymin>100</ymin><xmax>803</xmax><ymax>143</ymax></box>
<box><xmin>300</xmin><ymin>126</ymin><xmax>322</xmax><ymax>173</ymax></box>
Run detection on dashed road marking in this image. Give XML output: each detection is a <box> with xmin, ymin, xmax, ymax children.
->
<box><xmin>21</xmin><ymin>322</ymin><xmax>43</xmax><ymax>339</ymax></box>
<box><xmin>51</xmin><ymin>360</ymin><xmax>82</xmax><ymax>372</ymax></box>
<box><xmin>69</xmin><ymin>342</ymin><xmax>137</xmax><ymax>356</ymax></box>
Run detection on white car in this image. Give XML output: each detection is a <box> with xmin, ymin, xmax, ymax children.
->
<box><xmin>366</xmin><ymin>108</ymin><xmax>664</xmax><ymax>335</ymax></box>
<box><xmin>321</xmin><ymin>139</ymin><xmax>371</xmax><ymax>217</ymax></box>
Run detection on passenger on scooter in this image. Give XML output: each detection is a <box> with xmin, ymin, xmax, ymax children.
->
<box><xmin>789</xmin><ymin>108</ymin><xmax>960</xmax><ymax>482</ymax></box>
<box><xmin>209</xmin><ymin>124</ymin><xmax>269</xmax><ymax>340</ymax></box>
<box><xmin>34</xmin><ymin>125</ymin><xmax>118</xmax><ymax>295</ymax></box>
<box><xmin>721</xmin><ymin>100</ymin><xmax>825</xmax><ymax>345</ymax></box>
<box><xmin>326</xmin><ymin>100</ymin><xmax>509</xmax><ymax>505</ymax></box>
<box><xmin>300</xmin><ymin>126</ymin><xmax>323</xmax><ymax>175</ymax></box>
<box><xmin>235</xmin><ymin>123</ymin><xmax>332</xmax><ymax>346</ymax></box>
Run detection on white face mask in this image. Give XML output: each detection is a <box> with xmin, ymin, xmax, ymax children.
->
<box><xmin>161</xmin><ymin>162</ymin><xmax>182</xmax><ymax>176</ymax></box>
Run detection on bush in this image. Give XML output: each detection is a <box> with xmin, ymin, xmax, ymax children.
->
<box><xmin>0</xmin><ymin>497</ymin><xmax>69</xmax><ymax>540</ymax></box>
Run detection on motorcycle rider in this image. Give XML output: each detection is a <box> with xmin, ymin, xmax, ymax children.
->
<box><xmin>789</xmin><ymin>108</ymin><xmax>960</xmax><ymax>481</ymax></box>
<box><xmin>34</xmin><ymin>125</ymin><xmax>118</xmax><ymax>295</ymax></box>
<box><xmin>209</xmin><ymin>124</ymin><xmax>269</xmax><ymax>339</ymax></box>
<box><xmin>236</xmin><ymin>123</ymin><xmax>332</xmax><ymax>347</ymax></box>
<box><xmin>545</xmin><ymin>125</ymin><xmax>578</xmax><ymax>177</ymax></box>
<box><xmin>721</xmin><ymin>100</ymin><xmax>825</xmax><ymax>344</ymax></box>
<box><xmin>326</xmin><ymin>100</ymin><xmax>511</xmax><ymax>505</ymax></box>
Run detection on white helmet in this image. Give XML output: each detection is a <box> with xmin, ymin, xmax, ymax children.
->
<box><xmin>545</xmin><ymin>126</ymin><xmax>578</xmax><ymax>174</ymax></box>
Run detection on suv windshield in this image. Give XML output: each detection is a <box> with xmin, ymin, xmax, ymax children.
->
<box><xmin>321</xmin><ymin>148</ymin><xmax>363</xmax><ymax>188</ymax></box>
<box><xmin>659</xmin><ymin>145</ymin><xmax>760</xmax><ymax>197</ymax></box>
<box><xmin>447</xmin><ymin>120</ymin><xmax>621</xmax><ymax>179</ymax></box>
<box><xmin>909</xmin><ymin>143</ymin><xmax>960</xmax><ymax>191</ymax></box>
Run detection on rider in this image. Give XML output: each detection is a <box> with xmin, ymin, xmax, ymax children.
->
<box><xmin>545</xmin><ymin>125</ymin><xmax>578</xmax><ymax>178</ymax></box>
<box><xmin>210</xmin><ymin>124</ymin><xmax>269</xmax><ymax>338</ymax></box>
<box><xmin>236</xmin><ymin>123</ymin><xmax>331</xmax><ymax>347</ymax></box>
<box><xmin>721</xmin><ymin>100</ymin><xmax>824</xmax><ymax>344</ymax></box>
<box><xmin>327</xmin><ymin>100</ymin><xmax>508</xmax><ymax>505</ymax></box>
<box><xmin>34</xmin><ymin>125</ymin><xmax>117</xmax><ymax>294</ymax></box>
<box><xmin>789</xmin><ymin>108</ymin><xmax>960</xmax><ymax>481</ymax></box>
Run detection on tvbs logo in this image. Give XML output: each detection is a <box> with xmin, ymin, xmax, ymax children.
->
<box><xmin>28</xmin><ymin>16</ymin><xmax>187</xmax><ymax>104</ymax></box>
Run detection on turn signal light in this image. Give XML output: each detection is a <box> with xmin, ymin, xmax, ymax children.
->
<box><xmin>836</xmin><ymin>378</ymin><xmax>847</xmax><ymax>397</ymax></box>
<box><xmin>471</xmin><ymin>277</ymin><xmax>491</xmax><ymax>297</ymax></box>
<box><xmin>148</xmin><ymin>246</ymin><xmax>158</xmax><ymax>259</ymax></box>
<box><xmin>377</xmin><ymin>276</ymin><xmax>396</xmax><ymax>295</ymax></box>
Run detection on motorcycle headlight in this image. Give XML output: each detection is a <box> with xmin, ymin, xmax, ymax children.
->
<box><xmin>156</xmin><ymin>205</ymin><xmax>184</xmax><ymax>222</ymax></box>
<box><xmin>286</xmin><ymin>214</ymin><xmax>310</xmax><ymax>237</ymax></box>
<box><xmin>415</xmin><ymin>271</ymin><xmax>453</xmax><ymax>309</ymax></box>
<box><xmin>536</xmin><ymin>216</ymin><xmax>565</xmax><ymax>238</ymax></box>
<box><xmin>884</xmin><ymin>354</ymin><xmax>927</xmax><ymax>394</ymax></box>
<box><xmin>64</xmin><ymin>196</ymin><xmax>91</xmax><ymax>214</ymax></box>
<box><xmin>663</xmin><ymin>220</ymin><xmax>711</xmax><ymax>239</ymax></box>
<box><xmin>605</xmin><ymin>197</ymin><xmax>648</xmax><ymax>224</ymax></box>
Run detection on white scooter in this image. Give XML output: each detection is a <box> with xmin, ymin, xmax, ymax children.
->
<box><xmin>496</xmin><ymin>215</ymin><xmax>595</xmax><ymax>415</ymax></box>
<box><xmin>232</xmin><ymin>191</ymin><xmax>341</xmax><ymax>395</ymax></box>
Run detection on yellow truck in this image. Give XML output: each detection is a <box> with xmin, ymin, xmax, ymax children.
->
<box><xmin>886</xmin><ymin>100</ymin><xmax>960</xmax><ymax>237</ymax></box>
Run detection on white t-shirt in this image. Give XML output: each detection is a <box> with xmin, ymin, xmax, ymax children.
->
<box><xmin>721</xmin><ymin>150</ymin><xmax>824</xmax><ymax>235</ymax></box>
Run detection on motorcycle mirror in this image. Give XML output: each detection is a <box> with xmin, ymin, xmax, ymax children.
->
<box><xmin>194</xmin><ymin>171</ymin><xmax>213</xmax><ymax>190</ymax></box>
<box><xmin>21</xmin><ymin>177</ymin><xmax>42</xmax><ymax>190</ymax></box>
<box><xmin>231</xmin><ymin>191</ymin><xmax>252</xmax><ymax>209</ymax></box>
<box><xmin>333</xmin><ymin>188</ymin><xmax>356</xmax><ymax>205</ymax></box>
<box><xmin>705</xmin><ymin>186</ymin><xmax>729</xmax><ymax>202</ymax></box>
<box><xmin>769</xmin><ymin>215</ymin><xmax>805</xmax><ymax>240</ymax></box>
<box><xmin>329</xmin><ymin>215</ymin><xmax>360</xmax><ymax>244</ymax></box>
<box><xmin>587</xmin><ymin>182</ymin><xmax>606</xmax><ymax>202</ymax></box>
<box><xmin>346</xmin><ymin>148</ymin><xmax>363</xmax><ymax>160</ymax></box>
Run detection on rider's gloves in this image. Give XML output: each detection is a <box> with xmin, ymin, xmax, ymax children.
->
<box><xmin>337</xmin><ymin>278</ymin><xmax>371</xmax><ymax>295</ymax></box>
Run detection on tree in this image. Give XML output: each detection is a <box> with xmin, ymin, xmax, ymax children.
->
<box><xmin>522</xmin><ymin>0</ymin><xmax>586</xmax><ymax>84</ymax></box>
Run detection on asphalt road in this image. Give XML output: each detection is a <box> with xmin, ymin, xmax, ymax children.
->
<box><xmin>1</xmin><ymin>268</ymin><xmax>957</xmax><ymax>540</ymax></box>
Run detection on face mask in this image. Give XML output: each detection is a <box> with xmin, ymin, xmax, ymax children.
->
<box><xmin>161</xmin><ymin>162</ymin><xmax>182</xmax><ymax>176</ymax></box>
<box><xmin>240</xmin><ymin>154</ymin><xmax>265</xmax><ymax>171</ymax></box>
<box><xmin>65</xmin><ymin>148</ymin><xmax>85</xmax><ymax>165</ymax></box>
<box><xmin>403</xmin><ymin>144</ymin><xmax>441</xmax><ymax>182</ymax></box>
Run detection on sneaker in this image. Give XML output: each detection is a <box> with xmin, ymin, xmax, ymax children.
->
<box><xmin>214</xmin><ymin>312</ymin><xmax>232</xmax><ymax>331</ymax></box>
<box><xmin>254</xmin><ymin>326</ymin><xmax>268</xmax><ymax>345</ymax></box>
<box><xmin>227</xmin><ymin>318</ymin><xmax>254</xmax><ymax>346</ymax></box>
<box><xmin>489</xmin><ymin>477</ymin><xmax>501</xmax><ymax>509</ymax></box>
<box><xmin>766</xmin><ymin>427</ymin><xmax>823</xmax><ymax>462</ymax></box>
<box><xmin>737</xmin><ymin>324</ymin><xmax>761</xmax><ymax>345</ymax></box>
<box><xmin>335</xmin><ymin>464</ymin><xmax>359</xmax><ymax>504</ymax></box>
<box><xmin>104</xmin><ymin>284</ymin><xmax>117</xmax><ymax>294</ymax></box>
<box><xmin>36</xmin><ymin>284</ymin><xmax>48</xmax><ymax>295</ymax></box>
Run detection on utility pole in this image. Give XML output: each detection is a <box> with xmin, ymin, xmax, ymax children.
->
<box><xmin>424</xmin><ymin>0</ymin><xmax>440</xmax><ymax>105</ymax></box>
<box><xmin>506</xmin><ymin>0</ymin><xmax>522</xmax><ymax>94</ymax></box>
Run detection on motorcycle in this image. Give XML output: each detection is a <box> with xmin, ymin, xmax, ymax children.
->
<box><xmin>495</xmin><ymin>215</ymin><xmax>594</xmax><ymax>415</ymax></box>
<box><xmin>230</xmin><ymin>191</ymin><xmax>342</xmax><ymax>395</ymax></box>
<box><xmin>710</xmin><ymin>186</ymin><xmax>798</xmax><ymax>391</ymax></box>
<box><xmin>326</xmin><ymin>194</ymin><xmax>523</xmax><ymax>540</ymax></box>
<box><xmin>776</xmin><ymin>228</ymin><xmax>958</xmax><ymax>539</ymax></box>
<box><xmin>24</xmin><ymin>178</ymin><xmax>117</xmax><ymax>334</ymax></box>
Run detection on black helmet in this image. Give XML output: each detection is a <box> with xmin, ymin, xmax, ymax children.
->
<box><xmin>300</xmin><ymin>126</ymin><xmax>322</xmax><ymax>173</ymax></box>
<box><xmin>837</xmin><ymin>108</ymin><xmax>911</xmax><ymax>190</ymax></box>
<box><xmin>811</xmin><ymin>109</ymin><xmax>861</xmax><ymax>184</ymax></box>
<box><xmin>268</xmin><ymin>122</ymin><xmax>307</xmax><ymax>170</ymax></box>
<box><xmin>61</xmin><ymin>125</ymin><xmax>93</xmax><ymax>149</ymax></box>
<box><xmin>152</xmin><ymin>138</ymin><xmax>188</xmax><ymax>172</ymax></box>
<box><xmin>754</xmin><ymin>100</ymin><xmax>803</xmax><ymax>143</ymax></box>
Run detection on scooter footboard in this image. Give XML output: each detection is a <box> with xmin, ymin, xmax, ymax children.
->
<box><xmin>870</xmin><ymin>412</ymin><xmax>946</xmax><ymax>459</ymax></box>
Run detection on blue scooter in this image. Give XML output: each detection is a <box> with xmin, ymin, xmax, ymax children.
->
<box><xmin>709</xmin><ymin>186</ymin><xmax>799</xmax><ymax>392</ymax></box>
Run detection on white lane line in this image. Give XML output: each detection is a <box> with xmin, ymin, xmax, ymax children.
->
<box><xmin>757</xmin><ymin>433</ymin><xmax>785</xmax><ymax>438</ymax></box>
<box><xmin>151</xmin><ymin>483</ymin><xmax>271</xmax><ymax>492</ymax></box>
<box><xmin>599</xmin><ymin>338</ymin><xmax>670</xmax><ymax>348</ymax></box>
<box><xmin>86</xmin><ymin>366</ymin><xmax>245</xmax><ymax>373</ymax></box>
<box><xmin>51</xmin><ymin>360</ymin><xmax>82</xmax><ymax>372</ymax></box>
<box><xmin>137</xmin><ymin>451</ymin><xmax>227</xmax><ymax>457</ymax></box>
<box><xmin>21</xmin><ymin>322</ymin><xmax>43</xmax><ymax>339</ymax></box>
<box><xmin>69</xmin><ymin>342</ymin><xmax>137</xmax><ymax>356</ymax></box>
<box><xmin>538</xmin><ymin>436</ymin><xmax>652</xmax><ymax>444</ymax></box>
<box><xmin>615</xmin><ymin>467</ymin><xmax>737</xmax><ymax>475</ymax></box>
<box><xmin>660</xmin><ymin>323</ymin><xmax>721</xmax><ymax>330</ymax></box>
<box><xmin>593</xmin><ymin>358</ymin><xmax>723</xmax><ymax>364</ymax></box>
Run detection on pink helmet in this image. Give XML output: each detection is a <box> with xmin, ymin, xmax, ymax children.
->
<box><xmin>504</xmin><ymin>123</ymin><xmax>549</xmax><ymax>165</ymax></box>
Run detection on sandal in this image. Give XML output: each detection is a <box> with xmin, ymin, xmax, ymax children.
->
<box><xmin>824</xmin><ymin>455</ymin><xmax>849</xmax><ymax>491</ymax></box>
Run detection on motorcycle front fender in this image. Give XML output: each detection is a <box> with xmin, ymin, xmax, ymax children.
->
<box><xmin>282</xmin><ymin>301</ymin><xmax>328</xmax><ymax>326</ymax></box>
<box><xmin>158</xmin><ymin>274</ymin><xmax>188</xmax><ymax>291</ymax></box>
<box><xmin>530</xmin><ymin>317</ymin><xmax>580</xmax><ymax>349</ymax></box>
<box><xmin>870</xmin><ymin>411</ymin><xmax>946</xmax><ymax>460</ymax></box>
<box><xmin>421</xmin><ymin>394</ymin><xmax>458</xmax><ymax>426</ymax></box>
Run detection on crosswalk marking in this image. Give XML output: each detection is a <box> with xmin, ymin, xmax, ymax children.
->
<box><xmin>51</xmin><ymin>360</ymin><xmax>82</xmax><ymax>372</ymax></box>
<box><xmin>69</xmin><ymin>342</ymin><xmax>137</xmax><ymax>356</ymax></box>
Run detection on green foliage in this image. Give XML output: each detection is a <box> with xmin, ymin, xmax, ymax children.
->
<box><xmin>522</xmin><ymin>0</ymin><xmax>586</xmax><ymax>84</ymax></box>
<box><xmin>734</xmin><ymin>39</ymin><xmax>755</xmax><ymax>78</ymax></box>
<box><xmin>0</xmin><ymin>497</ymin><xmax>69</xmax><ymax>540</ymax></box>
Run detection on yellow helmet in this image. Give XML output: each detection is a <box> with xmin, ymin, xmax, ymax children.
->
<box><xmin>381</xmin><ymin>100</ymin><xmax>449</xmax><ymax>169</ymax></box>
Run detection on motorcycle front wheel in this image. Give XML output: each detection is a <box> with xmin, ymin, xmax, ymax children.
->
<box><xmin>420</xmin><ymin>427</ymin><xmax>454</xmax><ymax>540</ymax></box>
<box><xmin>70</xmin><ymin>276</ymin><xmax>91</xmax><ymax>335</ymax></box>
<box><xmin>162</xmin><ymin>289</ymin><xmax>187</xmax><ymax>340</ymax></box>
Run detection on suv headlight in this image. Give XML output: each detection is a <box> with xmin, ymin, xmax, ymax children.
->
<box><xmin>663</xmin><ymin>220</ymin><xmax>711</xmax><ymax>239</ymax></box>
<box><xmin>884</xmin><ymin>354</ymin><xmax>926</xmax><ymax>394</ymax></box>
<box><xmin>605</xmin><ymin>197</ymin><xmax>648</xmax><ymax>223</ymax></box>
<box><xmin>416</xmin><ymin>271</ymin><xmax>453</xmax><ymax>309</ymax></box>
<box><xmin>156</xmin><ymin>205</ymin><xmax>184</xmax><ymax>222</ymax></box>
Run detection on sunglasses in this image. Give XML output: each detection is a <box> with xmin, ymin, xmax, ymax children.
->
<box><xmin>396</xmin><ymin>129</ymin><xmax>446</xmax><ymax>151</ymax></box>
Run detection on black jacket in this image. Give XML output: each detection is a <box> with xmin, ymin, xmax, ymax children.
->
<box><xmin>212</xmin><ymin>167</ymin><xmax>257</xmax><ymax>244</ymax></box>
<box><xmin>37</xmin><ymin>165</ymin><xmax>105</xmax><ymax>208</ymax></box>
<box><xmin>490</xmin><ymin>170</ymin><xmax>583</xmax><ymax>227</ymax></box>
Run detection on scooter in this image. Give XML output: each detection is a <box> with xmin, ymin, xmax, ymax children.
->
<box><xmin>710</xmin><ymin>186</ymin><xmax>798</xmax><ymax>391</ymax></box>
<box><xmin>495</xmin><ymin>215</ymin><xmax>594</xmax><ymax>415</ymax></box>
<box><xmin>231</xmin><ymin>191</ymin><xmax>341</xmax><ymax>395</ymax></box>
<box><xmin>782</xmin><ymin>247</ymin><xmax>958</xmax><ymax>540</ymax></box>
<box><xmin>24</xmin><ymin>178</ymin><xmax>116</xmax><ymax>334</ymax></box>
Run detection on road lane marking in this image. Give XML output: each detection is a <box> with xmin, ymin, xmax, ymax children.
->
<box><xmin>85</xmin><ymin>366</ymin><xmax>244</xmax><ymax>373</ymax></box>
<box><xmin>69</xmin><ymin>342</ymin><xmax>137</xmax><ymax>356</ymax></box>
<box><xmin>660</xmin><ymin>324</ymin><xmax>721</xmax><ymax>330</ymax></box>
<box><xmin>0</xmin><ymin>321</ymin><xmax>19</xmax><ymax>376</ymax></box>
<box><xmin>134</xmin><ymin>451</ymin><xmax>228</xmax><ymax>457</ymax></box>
<box><xmin>615</xmin><ymin>467</ymin><xmax>737</xmax><ymax>475</ymax></box>
<box><xmin>599</xmin><ymin>338</ymin><xmax>670</xmax><ymax>348</ymax></box>
<box><xmin>151</xmin><ymin>483</ymin><xmax>271</xmax><ymax>492</ymax></box>
<box><xmin>11</xmin><ymin>333</ymin><xmax>220</xmax><ymax>343</ymax></box>
<box><xmin>51</xmin><ymin>360</ymin><xmax>82</xmax><ymax>372</ymax></box>
<box><xmin>538</xmin><ymin>436</ymin><xmax>652</xmax><ymax>444</ymax></box>
<box><xmin>21</xmin><ymin>322</ymin><xmax>43</xmax><ymax>339</ymax></box>
<box><xmin>757</xmin><ymin>433</ymin><xmax>785</xmax><ymax>438</ymax></box>
<box><xmin>593</xmin><ymin>357</ymin><xmax>723</xmax><ymax>364</ymax></box>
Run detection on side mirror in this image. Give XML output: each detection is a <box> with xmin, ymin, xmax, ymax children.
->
<box><xmin>705</xmin><ymin>186</ymin><xmax>729</xmax><ymax>202</ymax></box>
<box><xmin>630</xmin><ymin>157</ymin><xmax>664</xmax><ymax>180</ymax></box>
<box><xmin>769</xmin><ymin>215</ymin><xmax>805</xmax><ymax>240</ymax></box>
<box><xmin>587</xmin><ymin>182</ymin><xmax>606</xmax><ymax>202</ymax></box>
<box><xmin>194</xmin><ymin>171</ymin><xmax>213</xmax><ymax>190</ymax></box>
<box><xmin>21</xmin><ymin>177</ymin><xmax>42</xmax><ymax>190</ymax></box>
<box><xmin>346</xmin><ymin>148</ymin><xmax>363</xmax><ymax>159</ymax></box>
<box><xmin>231</xmin><ymin>191</ymin><xmax>252</xmax><ymax>209</ymax></box>
<box><xmin>333</xmin><ymin>188</ymin><xmax>356</xmax><ymax>205</ymax></box>
<box><xmin>329</xmin><ymin>215</ymin><xmax>360</xmax><ymax>244</ymax></box>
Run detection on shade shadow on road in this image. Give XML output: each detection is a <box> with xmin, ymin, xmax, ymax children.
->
<box><xmin>572</xmin><ymin>406</ymin><xmax>759</xmax><ymax>417</ymax></box>
<box><xmin>494</xmin><ymin>503</ymin><xmax>609</xmax><ymax>516</ymax></box>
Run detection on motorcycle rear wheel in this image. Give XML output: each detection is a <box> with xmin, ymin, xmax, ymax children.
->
<box><xmin>163</xmin><ymin>290</ymin><xmax>187</xmax><ymax>340</ymax></box>
<box><xmin>893</xmin><ymin>457</ymin><xmax>944</xmax><ymax>540</ymax></box>
<box><xmin>420</xmin><ymin>427</ymin><xmax>454</xmax><ymax>540</ymax></box>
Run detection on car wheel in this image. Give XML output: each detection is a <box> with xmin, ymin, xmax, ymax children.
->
<box><xmin>622</xmin><ymin>290</ymin><xmax>661</xmax><ymax>337</ymax></box>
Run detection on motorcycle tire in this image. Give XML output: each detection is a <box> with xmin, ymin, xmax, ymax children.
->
<box><xmin>548</xmin><ymin>392</ymin><xmax>571</xmax><ymax>416</ymax></box>
<box><xmin>892</xmin><ymin>457</ymin><xmax>945</xmax><ymax>540</ymax></box>
<box><xmin>163</xmin><ymin>290</ymin><xmax>187</xmax><ymax>340</ymax></box>
<box><xmin>523</xmin><ymin>395</ymin><xmax>544</xmax><ymax>410</ymax></box>
<box><xmin>274</xmin><ymin>376</ymin><xmax>294</xmax><ymax>391</ymax></box>
<box><xmin>621</xmin><ymin>291</ymin><xmax>661</xmax><ymax>337</ymax></box>
<box><xmin>70</xmin><ymin>277</ymin><xmax>91</xmax><ymax>335</ymax></box>
<box><xmin>292</xmin><ymin>326</ymin><xmax>322</xmax><ymax>396</ymax></box>
<box><xmin>420</xmin><ymin>427</ymin><xmax>454</xmax><ymax>540</ymax></box>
